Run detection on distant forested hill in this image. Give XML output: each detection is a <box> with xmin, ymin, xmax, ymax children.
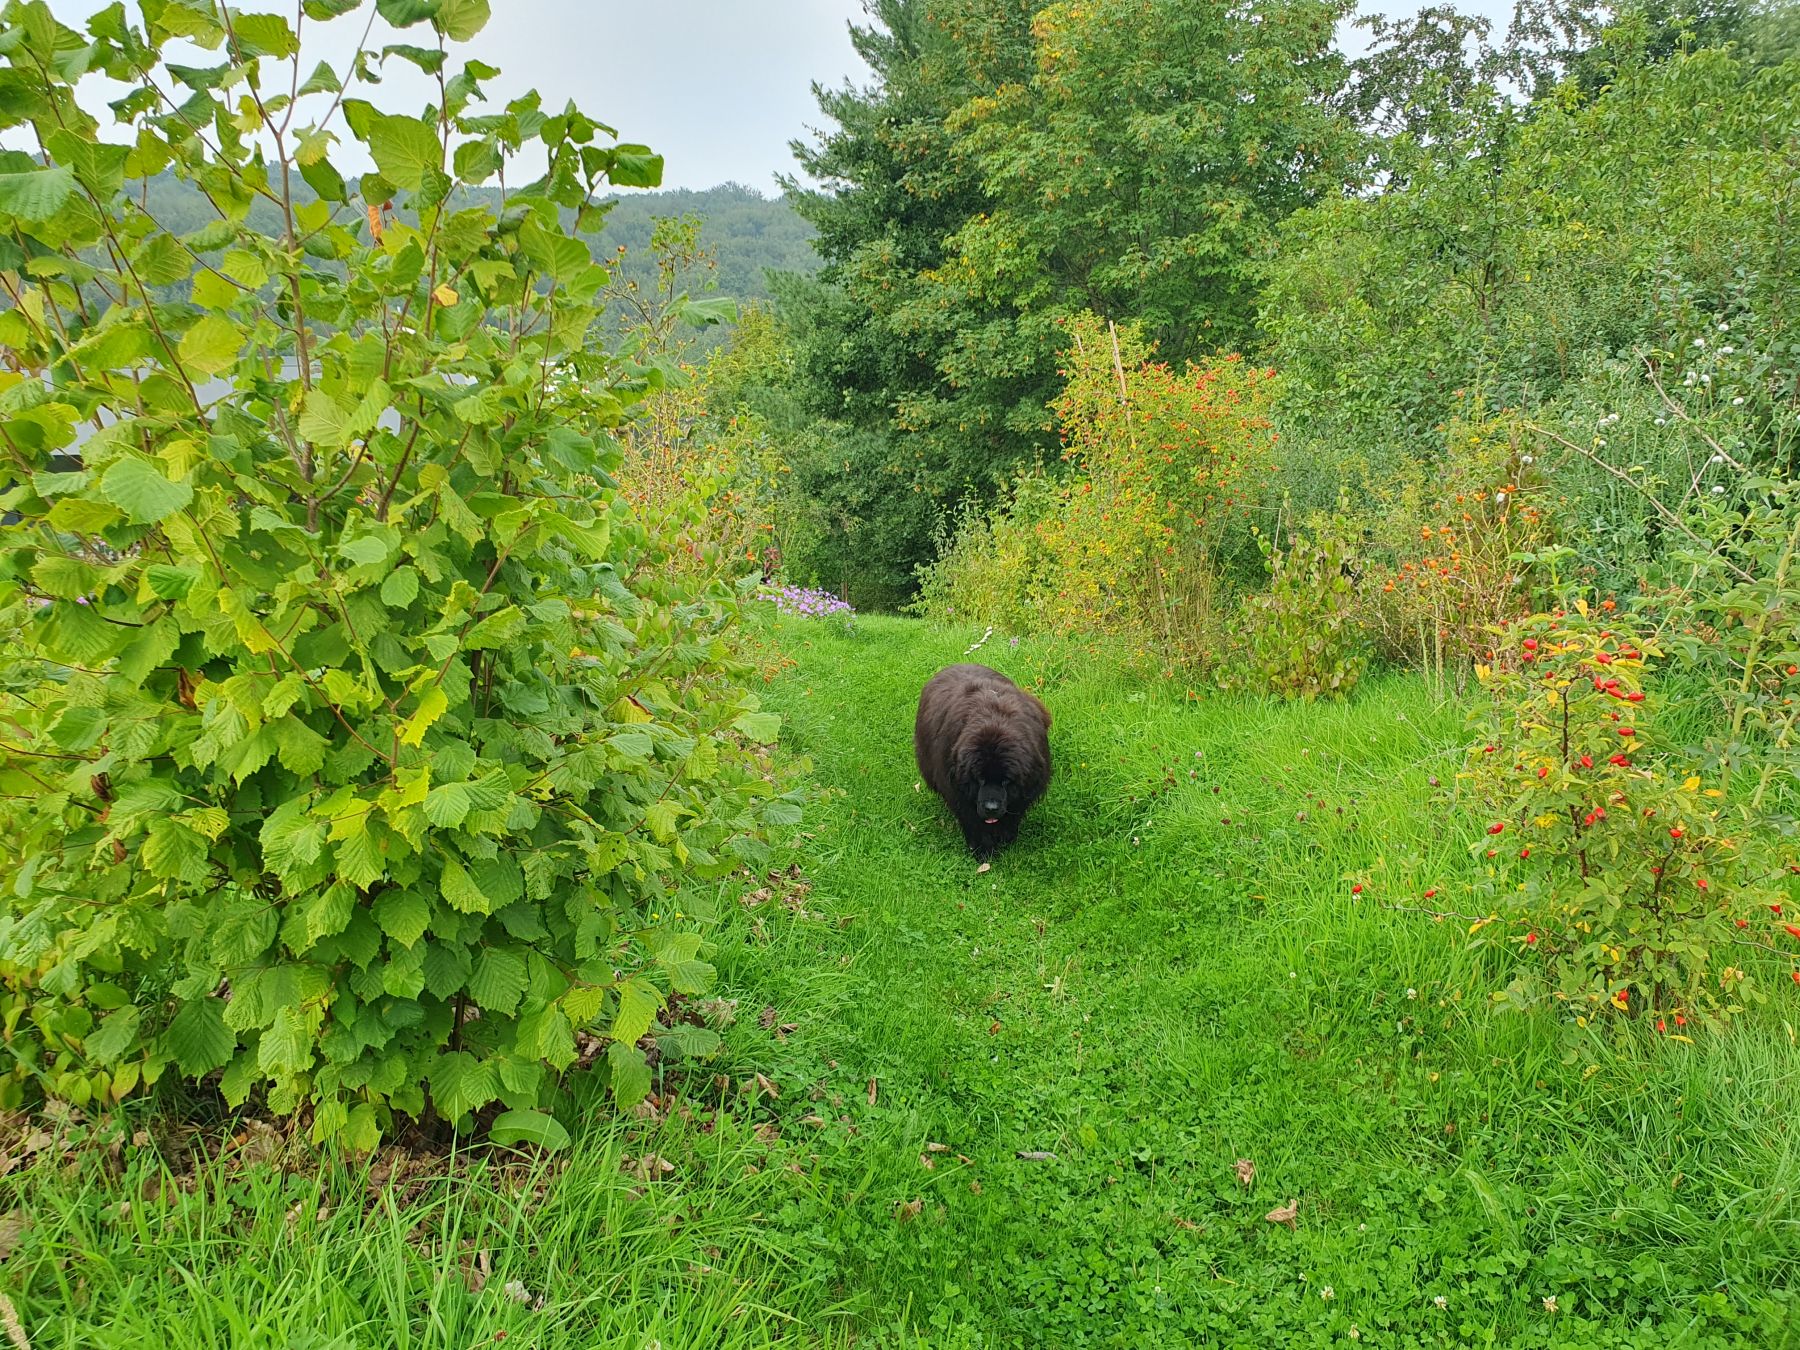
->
<box><xmin>129</xmin><ymin>173</ymin><xmax>818</xmax><ymax>336</ymax></box>
<box><xmin>595</xmin><ymin>183</ymin><xmax>820</xmax><ymax>308</ymax></box>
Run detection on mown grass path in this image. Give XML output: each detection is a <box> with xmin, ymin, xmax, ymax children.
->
<box><xmin>8</xmin><ymin>615</ymin><xmax>1795</xmax><ymax>1349</ymax></box>
<box><xmin>724</xmin><ymin>615</ymin><xmax>1799</xmax><ymax>1348</ymax></box>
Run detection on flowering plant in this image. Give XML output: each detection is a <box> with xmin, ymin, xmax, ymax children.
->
<box><xmin>762</xmin><ymin>585</ymin><xmax>856</xmax><ymax>632</ymax></box>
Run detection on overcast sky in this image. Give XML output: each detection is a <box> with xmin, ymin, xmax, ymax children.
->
<box><xmin>44</xmin><ymin>0</ymin><xmax>1518</xmax><ymax>195</ymax></box>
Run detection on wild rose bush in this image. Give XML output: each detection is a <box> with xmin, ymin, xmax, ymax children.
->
<box><xmin>1358</xmin><ymin>409</ymin><xmax>1562</xmax><ymax>695</ymax></box>
<box><xmin>1466</xmin><ymin>602</ymin><xmax>1793</xmax><ymax>1032</ymax></box>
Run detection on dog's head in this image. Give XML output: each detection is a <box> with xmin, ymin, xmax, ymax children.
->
<box><xmin>955</xmin><ymin>729</ymin><xmax>1029</xmax><ymax>824</ymax></box>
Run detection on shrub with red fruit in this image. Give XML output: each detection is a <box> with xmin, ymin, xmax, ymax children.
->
<box><xmin>1356</xmin><ymin>409</ymin><xmax>1562</xmax><ymax>696</ymax></box>
<box><xmin>1467</xmin><ymin>601</ymin><xmax>1789</xmax><ymax>1029</ymax></box>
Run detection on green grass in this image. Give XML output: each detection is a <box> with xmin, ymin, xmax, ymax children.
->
<box><xmin>7</xmin><ymin>613</ymin><xmax>1798</xmax><ymax>1348</ymax></box>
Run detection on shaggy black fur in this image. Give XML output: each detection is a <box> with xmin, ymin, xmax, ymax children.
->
<box><xmin>914</xmin><ymin>663</ymin><xmax>1052</xmax><ymax>860</ymax></box>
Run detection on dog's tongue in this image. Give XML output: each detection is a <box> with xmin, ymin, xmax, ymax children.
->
<box><xmin>984</xmin><ymin>817</ymin><xmax>999</xmax><ymax>825</ymax></box>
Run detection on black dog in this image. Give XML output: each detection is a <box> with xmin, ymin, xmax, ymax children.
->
<box><xmin>914</xmin><ymin>663</ymin><xmax>1052</xmax><ymax>860</ymax></box>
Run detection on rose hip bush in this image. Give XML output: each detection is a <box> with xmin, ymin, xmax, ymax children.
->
<box><xmin>1467</xmin><ymin>602</ymin><xmax>1792</xmax><ymax>1031</ymax></box>
<box><xmin>0</xmin><ymin>3</ymin><xmax>802</xmax><ymax>1146</ymax></box>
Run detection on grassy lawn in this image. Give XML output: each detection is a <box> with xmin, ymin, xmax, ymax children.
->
<box><xmin>8</xmin><ymin>613</ymin><xmax>1798</xmax><ymax>1347</ymax></box>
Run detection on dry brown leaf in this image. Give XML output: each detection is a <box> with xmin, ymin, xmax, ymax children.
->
<box><xmin>753</xmin><ymin>1122</ymin><xmax>780</xmax><ymax>1145</ymax></box>
<box><xmin>924</xmin><ymin>1142</ymin><xmax>952</xmax><ymax>1153</ymax></box>
<box><xmin>752</xmin><ymin>1073</ymin><xmax>781</xmax><ymax>1100</ymax></box>
<box><xmin>918</xmin><ymin>1154</ymin><xmax>936</xmax><ymax>1170</ymax></box>
<box><xmin>1234</xmin><ymin>1158</ymin><xmax>1256</xmax><ymax>1189</ymax></box>
<box><xmin>0</xmin><ymin>1290</ymin><xmax>28</xmax><ymax>1350</ymax></box>
<box><xmin>461</xmin><ymin>1246</ymin><xmax>492</xmax><ymax>1294</ymax></box>
<box><xmin>867</xmin><ymin>1077</ymin><xmax>878</xmax><ymax>1106</ymax></box>
<box><xmin>1172</xmin><ymin>1215</ymin><xmax>1205</xmax><ymax>1232</ymax></box>
<box><xmin>1265</xmin><ymin>1199</ymin><xmax>1299</xmax><ymax>1229</ymax></box>
<box><xmin>800</xmin><ymin>1115</ymin><xmax>826</xmax><ymax>1128</ymax></box>
<box><xmin>969</xmin><ymin>1180</ymin><xmax>982</xmax><ymax>1195</ymax></box>
<box><xmin>896</xmin><ymin>1197</ymin><xmax>923</xmax><ymax>1223</ymax></box>
<box><xmin>976</xmin><ymin>861</ymin><xmax>991</xmax><ymax>874</ymax></box>
<box><xmin>0</xmin><ymin>1211</ymin><xmax>24</xmax><ymax>1262</ymax></box>
<box><xmin>624</xmin><ymin>1154</ymin><xmax>677</xmax><ymax>1182</ymax></box>
<box><xmin>502</xmin><ymin>1279</ymin><xmax>545</xmax><ymax>1310</ymax></box>
<box><xmin>1015</xmin><ymin>1150</ymin><xmax>1057</xmax><ymax>1162</ymax></box>
<box><xmin>758</xmin><ymin>1006</ymin><xmax>781</xmax><ymax>1030</ymax></box>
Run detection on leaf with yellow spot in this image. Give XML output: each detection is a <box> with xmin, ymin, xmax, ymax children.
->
<box><xmin>433</xmin><ymin>284</ymin><xmax>457</xmax><ymax>306</ymax></box>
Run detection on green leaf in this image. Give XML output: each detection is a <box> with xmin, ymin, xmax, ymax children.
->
<box><xmin>258</xmin><ymin>1005</ymin><xmax>315</xmax><ymax>1074</ymax></box>
<box><xmin>374</xmin><ymin>889</ymin><xmax>431</xmax><ymax>947</ymax></box>
<box><xmin>143</xmin><ymin>818</ymin><xmax>210</xmax><ymax>883</ymax></box>
<box><xmin>303</xmin><ymin>882</ymin><xmax>356</xmax><ymax>946</ymax></box>
<box><xmin>609</xmin><ymin>975</ymin><xmax>660</xmax><ymax>1046</ymax></box>
<box><xmin>272</xmin><ymin>716</ymin><xmax>330</xmax><ymax>775</ymax></box>
<box><xmin>733</xmin><ymin>711</ymin><xmax>781</xmax><ymax>743</ymax></box>
<box><xmin>468</xmin><ymin>946</ymin><xmax>527</xmax><ymax>1015</ymax></box>
<box><xmin>380</xmin><ymin>566</ymin><xmax>420</xmax><ymax>607</ymax></box>
<box><xmin>0</xmin><ymin>165</ymin><xmax>76</xmax><ymax>222</ymax></box>
<box><xmin>300</xmin><ymin>390</ymin><xmax>354</xmax><ymax>448</ymax></box>
<box><xmin>487</xmin><ymin>1108</ymin><xmax>570</xmax><ymax>1152</ymax></box>
<box><xmin>377</xmin><ymin>0</ymin><xmax>441</xmax><ymax>24</ymax></box>
<box><xmin>399</xmin><ymin>686</ymin><xmax>447</xmax><ymax>747</ymax></box>
<box><xmin>680</xmin><ymin>296</ymin><xmax>739</xmax><ymax>329</ymax></box>
<box><xmin>100</xmin><ymin>456</ymin><xmax>193</xmax><ymax>525</ymax></box>
<box><xmin>608</xmin><ymin>146</ymin><xmax>663</xmax><ymax>189</ymax></box>
<box><xmin>335</xmin><ymin>824</ymin><xmax>385</xmax><ymax>890</ymax></box>
<box><xmin>655</xmin><ymin>1023</ymin><xmax>722</xmax><ymax>1059</ymax></box>
<box><xmin>643</xmin><ymin>799</ymin><xmax>680</xmax><ymax>844</ymax></box>
<box><xmin>423</xmin><ymin>781</ymin><xmax>472</xmax><ymax>828</ymax></box>
<box><xmin>297</xmin><ymin>60</ymin><xmax>342</xmax><ymax>96</ymax></box>
<box><xmin>230</xmin><ymin>12</ymin><xmax>299</xmax><ymax>58</ymax></box>
<box><xmin>166</xmin><ymin>997</ymin><xmax>235</xmax><ymax>1077</ymax></box>
<box><xmin>177</xmin><ymin>313</ymin><xmax>243</xmax><ymax>377</ymax></box>
<box><xmin>213</xmin><ymin>897</ymin><xmax>278</xmax><ymax>966</ymax></box>
<box><xmin>606</xmin><ymin>1040</ymin><xmax>651</xmax><ymax>1109</ymax></box>
<box><xmin>663</xmin><ymin>958</ymin><xmax>716</xmax><ymax>996</ymax></box>
<box><xmin>429</xmin><ymin>1049</ymin><xmax>498</xmax><ymax>1122</ymax></box>
<box><xmin>364</xmin><ymin>113</ymin><xmax>442</xmax><ymax>190</ymax></box>
<box><xmin>433</xmin><ymin>0</ymin><xmax>489</xmax><ymax>40</ymax></box>
<box><xmin>439</xmin><ymin>856</ymin><xmax>490</xmax><ymax>914</ymax></box>
<box><xmin>84</xmin><ymin>1005</ymin><xmax>142</xmax><ymax>1064</ymax></box>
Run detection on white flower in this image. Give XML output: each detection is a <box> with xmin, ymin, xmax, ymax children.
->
<box><xmin>1732</xmin><ymin>396</ymin><xmax>1745</xmax><ymax>406</ymax></box>
<box><xmin>1693</xmin><ymin>337</ymin><xmax>1706</xmax><ymax>348</ymax></box>
<box><xmin>1434</xmin><ymin>1296</ymin><xmax>1449</xmax><ymax>1310</ymax></box>
<box><xmin>1349</xmin><ymin>1328</ymin><xmax>1361</xmax><ymax>1341</ymax></box>
<box><xmin>1543</xmin><ymin>1296</ymin><xmax>1559</xmax><ymax>1314</ymax></box>
<box><xmin>1495</xmin><ymin>491</ymin><xmax>1509</xmax><ymax>505</ymax></box>
<box><xmin>1712</xmin><ymin>485</ymin><xmax>1726</xmax><ymax>495</ymax></box>
<box><xmin>1521</xmin><ymin>453</ymin><xmax>1535</xmax><ymax>465</ymax></box>
<box><xmin>1594</xmin><ymin>438</ymin><xmax>1606</xmax><ymax>448</ymax></box>
<box><xmin>1701</xmin><ymin>374</ymin><xmax>1712</xmax><ymax>384</ymax></box>
<box><xmin>1654</xmin><ymin>417</ymin><xmax>1667</xmax><ymax>426</ymax></box>
<box><xmin>1711</xmin><ymin>453</ymin><xmax>1726</xmax><ymax>464</ymax></box>
<box><xmin>1406</xmin><ymin>987</ymin><xmax>1418</xmax><ymax>1000</ymax></box>
<box><xmin>1718</xmin><ymin>322</ymin><xmax>1730</xmax><ymax>332</ymax></box>
<box><xmin>1321</xmin><ymin>1286</ymin><xmax>1335</xmax><ymax>1301</ymax></box>
<box><xmin>1722</xmin><ymin>345</ymin><xmax>1735</xmax><ymax>354</ymax></box>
